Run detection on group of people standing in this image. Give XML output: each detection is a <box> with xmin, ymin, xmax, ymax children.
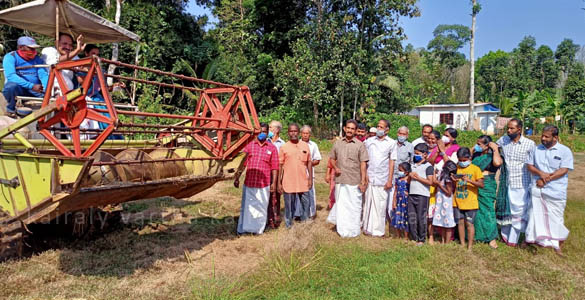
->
<box><xmin>234</xmin><ymin>121</ymin><xmax>321</xmax><ymax>234</ymax></box>
<box><xmin>234</xmin><ymin>117</ymin><xmax>574</xmax><ymax>255</ymax></box>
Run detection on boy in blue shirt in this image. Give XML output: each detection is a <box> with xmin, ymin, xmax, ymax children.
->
<box><xmin>2</xmin><ymin>36</ymin><xmax>48</xmax><ymax>117</ymax></box>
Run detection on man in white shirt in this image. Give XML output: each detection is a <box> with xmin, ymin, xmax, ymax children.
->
<box><xmin>41</xmin><ymin>33</ymin><xmax>85</xmax><ymax>93</ymax></box>
<box><xmin>266</xmin><ymin>120</ymin><xmax>286</xmax><ymax>228</ymax></box>
<box><xmin>362</xmin><ymin>119</ymin><xmax>397</xmax><ymax>236</ymax></box>
<box><xmin>293</xmin><ymin>125</ymin><xmax>322</xmax><ymax>218</ymax></box>
<box><xmin>412</xmin><ymin>124</ymin><xmax>433</xmax><ymax>147</ymax></box>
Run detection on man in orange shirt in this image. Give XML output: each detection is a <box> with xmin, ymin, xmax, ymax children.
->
<box><xmin>278</xmin><ymin>123</ymin><xmax>313</xmax><ymax>228</ymax></box>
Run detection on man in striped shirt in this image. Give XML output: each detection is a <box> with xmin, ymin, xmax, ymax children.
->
<box><xmin>496</xmin><ymin>118</ymin><xmax>536</xmax><ymax>246</ymax></box>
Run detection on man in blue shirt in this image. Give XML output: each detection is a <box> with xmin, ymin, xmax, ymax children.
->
<box><xmin>2</xmin><ymin>36</ymin><xmax>49</xmax><ymax>117</ymax></box>
<box><xmin>525</xmin><ymin>125</ymin><xmax>574</xmax><ymax>255</ymax></box>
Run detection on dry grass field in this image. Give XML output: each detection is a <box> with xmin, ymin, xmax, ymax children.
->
<box><xmin>0</xmin><ymin>153</ymin><xmax>584</xmax><ymax>299</ymax></box>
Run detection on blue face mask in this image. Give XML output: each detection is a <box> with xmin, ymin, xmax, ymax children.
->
<box><xmin>258</xmin><ymin>132</ymin><xmax>267</xmax><ymax>142</ymax></box>
<box><xmin>268</xmin><ymin>131</ymin><xmax>274</xmax><ymax>139</ymax></box>
<box><xmin>397</xmin><ymin>171</ymin><xmax>406</xmax><ymax>178</ymax></box>
<box><xmin>474</xmin><ymin>144</ymin><xmax>483</xmax><ymax>153</ymax></box>
<box><xmin>397</xmin><ymin>136</ymin><xmax>407</xmax><ymax>143</ymax></box>
<box><xmin>459</xmin><ymin>161</ymin><xmax>471</xmax><ymax>168</ymax></box>
<box><xmin>413</xmin><ymin>154</ymin><xmax>423</xmax><ymax>163</ymax></box>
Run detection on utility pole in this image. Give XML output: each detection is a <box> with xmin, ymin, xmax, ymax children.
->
<box><xmin>468</xmin><ymin>0</ymin><xmax>480</xmax><ymax>130</ymax></box>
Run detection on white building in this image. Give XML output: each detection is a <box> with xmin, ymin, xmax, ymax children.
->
<box><xmin>409</xmin><ymin>103</ymin><xmax>500</xmax><ymax>134</ymax></box>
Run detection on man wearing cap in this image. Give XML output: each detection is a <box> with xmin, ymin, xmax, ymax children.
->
<box><xmin>368</xmin><ymin>127</ymin><xmax>377</xmax><ymax>139</ymax></box>
<box><xmin>2</xmin><ymin>36</ymin><xmax>49</xmax><ymax>118</ymax></box>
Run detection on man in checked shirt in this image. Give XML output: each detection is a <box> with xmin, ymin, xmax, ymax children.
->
<box><xmin>234</xmin><ymin>123</ymin><xmax>279</xmax><ymax>235</ymax></box>
<box><xmin>496</xmin><ymin>118</ymin><xmax>536</xmax><ymax>246</ymax></box>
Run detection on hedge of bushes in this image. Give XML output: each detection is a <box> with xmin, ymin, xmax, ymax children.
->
<box><xmin>260</xmin><ymin>112</ymin><xmax>585</xmax><ymax>153</ymax></box>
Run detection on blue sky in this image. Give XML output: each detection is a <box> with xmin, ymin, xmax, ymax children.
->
<box><xmin>187</xmin><ymin>0</ymin><xmax>585</xmax><ymax>58</ymax></box>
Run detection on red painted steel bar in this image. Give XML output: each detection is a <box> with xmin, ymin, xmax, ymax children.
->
<box><xmin>100</xmin><ymin>58</ymin><xmax>237</xmax><ymax>88</ymax></box>
<box><xmin>93</xmin><ymin>108</ymin><xmax>223</xmax><ymax>122</ymax></box>
<box><xmin>93</xmin><ymin>157</ymin><xmax>221</xmax><ymax>166</ymax></box>
<box><xmin>117</xmin><ymin>122</ymin><xmax>255</xmax><ymax>132</ymax></box>
<box><xmin>105</xmin><ymin>74</ymin><xmax>205</xmax><ymax>93</ymax></box>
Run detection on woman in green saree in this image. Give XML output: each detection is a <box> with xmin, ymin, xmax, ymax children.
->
<box><xmin>471</xmin><ymin>135</ymin><xmax>502</xmax><ymax>249</ymax></box>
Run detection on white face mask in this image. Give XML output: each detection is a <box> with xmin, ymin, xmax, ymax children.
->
<box><xmin>441</xmin><ymin>136</ymin><xmax>451</xmax><ymax>144</ymax></box>
<box><xmin>376</xmin><ymin>129</ymin><xmax>385</xmax><ymax>138</ymax></box>
<box><xmin>397</xmin><ymin>136</ymin><xmax>407</xmax><ymax>143</ymax></box>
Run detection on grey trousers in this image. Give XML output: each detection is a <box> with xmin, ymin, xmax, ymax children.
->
<box><xmin>284</xmin><ymin>191</ymin><xmax>310</xmax><ymax>228</ymax></box>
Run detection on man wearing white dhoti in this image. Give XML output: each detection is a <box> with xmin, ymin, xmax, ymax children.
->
<box><xmin>525</xmin><ymin>125</ymin><xmax>573</xmax><ymax>255</ymax></box>
<box><xmin>362</xmin><ymin>119</ymin><xmax>396</xmax><ymax>237</ymax></box>
<box><xmin>234</xmin><ymin>123</ymin><xmax>279</xmax><ymax>234</ymax></box>
<box><xmin>293</xmin><ymin>125</ymin><xmax>321</xmax><ymax>219</ymax></box>
<box><xmin>327</xmin><ymin>119</ymin><xmax>369</xmax><ymax>238</ymax></box>
<box><xmin>496</xmin><ymin>118</ymin><xmax>536</xmax><ymax>246</ymax></box>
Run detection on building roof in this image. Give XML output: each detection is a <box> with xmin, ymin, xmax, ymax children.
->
<box><xmin>416</xmin><ymin>103</ymin><xmax>500</xmax><ymax>112</ymax></box>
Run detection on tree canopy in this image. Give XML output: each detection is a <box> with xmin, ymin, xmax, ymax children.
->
<box><xmin>0</xmin><ymin>0</ymin><xmax>584</xmax><ymax>134</ymax></box>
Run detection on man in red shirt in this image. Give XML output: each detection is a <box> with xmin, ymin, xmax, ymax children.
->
<box><xmin>234</xmin><ymin>123</ymin><xmax>279</xmax><ymax>234</ymax></box>
<box><xmin>278</xmin><ymin>123</ymin><xmax>313</xmax><ymax>228</ymax></box>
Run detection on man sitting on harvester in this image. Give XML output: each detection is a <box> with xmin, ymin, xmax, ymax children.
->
<box><xmin>2</xmin><ymin>36</ymin><xmax>49</xmax><ymax>118</ymax></box>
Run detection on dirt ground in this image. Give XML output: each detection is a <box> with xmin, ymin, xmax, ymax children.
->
<box><xmin>0</xmin><ymin>153</ymin><xmax>584</xmax><ymax>299</ymax></box>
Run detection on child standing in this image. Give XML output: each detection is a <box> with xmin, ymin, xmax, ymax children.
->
<box><xmin>408</xmin><ymin>143</ymin><xmax>435</xmax><ymax>245</ymax></box>
<box><xmin>453</xmin><ymin>147</ymin><xmax>484</xmax><ymax>251</ymax></box>
<box><xmin>391</xmin><ymin>162</ymin><xmax>411</xmax><ymax>240</ymax></box>
<box><xmin>432</xmin><ymin>161</ymin><xmax>458</xmax><ymax>243</ymax></box>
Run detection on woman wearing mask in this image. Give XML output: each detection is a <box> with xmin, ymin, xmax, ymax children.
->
<box><xmin>429</xmin><ymin>128</ymin><xmax>460</xmax><ymax>168</ymax></box>
<box><xmin>471</xmin><ymin>135</ymin><xmax>502</xmax><ymax>249</ymax></box>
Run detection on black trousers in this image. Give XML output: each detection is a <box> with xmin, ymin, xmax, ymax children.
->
<box><xmin>408</xmin><ymin>194</ymin><xmax>429</xmax><ymax>243</ymax></box>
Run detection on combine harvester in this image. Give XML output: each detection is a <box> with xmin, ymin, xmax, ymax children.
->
<box><xmin>0</xmin><ymin>0</ymin><xmax>259</xmax><ymax>258</ymax></box>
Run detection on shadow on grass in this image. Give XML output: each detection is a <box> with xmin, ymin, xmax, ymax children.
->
<box><xmin>24</xmin><ymin>197</ymin><xmax>240</xmax><ymax>278</ymax></box>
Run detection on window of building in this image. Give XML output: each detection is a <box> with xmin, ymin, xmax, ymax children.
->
<box><xmin>440</xmin><ymin>113</ymin><xmax>454</xmax><ymax>125</ymax></box>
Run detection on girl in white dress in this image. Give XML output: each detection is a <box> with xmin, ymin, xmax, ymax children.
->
<box><xmin>432</xmin><ymin>161</ymin><xmax>458</xmax><ymax>243</ymax></box>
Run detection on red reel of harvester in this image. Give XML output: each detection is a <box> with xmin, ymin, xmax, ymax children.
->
<box><xmin>38</xmin><ymin>57</ymin><xmax>118</xmax><ymax>157</ymax></box>
<box><xmin>191</xmin><ymin>86</ymin><xmax>260</xmax><ymax>159</ymax></box>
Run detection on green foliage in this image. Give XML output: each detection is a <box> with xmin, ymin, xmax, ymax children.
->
<box><xmin>475</xmin><ymin>50</ymin><xmax>511</xmax><ymax>100</ymax></box>
<box><xmin>563</xmin><ymin>63</ymin><xmax>585</xmax><ymax>132</ymax></box>
<box><xmin>472</xmin><ymin>3</ymin><xmax>482</xmax><ymax>14</ymax></box>
<box><xmin>555</xmin><ymin>38</ymin><xmax>580</xmax><ymax>76</ymax></box>
<box><xmin>427</xmin><ymin>24</ymin><xmax>471</xmax><ymax>70</ymax></box>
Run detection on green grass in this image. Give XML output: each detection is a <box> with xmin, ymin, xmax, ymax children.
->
<box><xmin>192</xmin><ymin>227</ymin><xmax>585</xmax><ymax>299</ymax></box>
<box><xmin>187</xmin><ymin>160</ymin><xmax>585</xmax><ymax>300</ymax></box>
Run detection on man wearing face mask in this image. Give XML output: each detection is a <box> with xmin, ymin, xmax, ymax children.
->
<box><xmin>362</xmin><ymin>119</ymin><xmax>397</xmax><ymax>237</ymax></box>
<box><xmin>496</xmin><ymin>118</ymin><xmax>536</xmax><ymax>247</ymax></box>
<box><xmin>388</xmin><ymin>126</ymin><xmax>414</xmax><ymax>221</ymax></box>
<box><xmin>234</xmin><ymin>123</ymin><xmax>279</xmax><ymax>235</ymax></box>
<box><xmin>2</xmin><ymin>36</ymin><xmax>49</xmax><ymax>118</ymax></box>
<box><xmin>525</xmin><ymin>126</ymin><xmax>573</xmax><ymax>255</ymax></box>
